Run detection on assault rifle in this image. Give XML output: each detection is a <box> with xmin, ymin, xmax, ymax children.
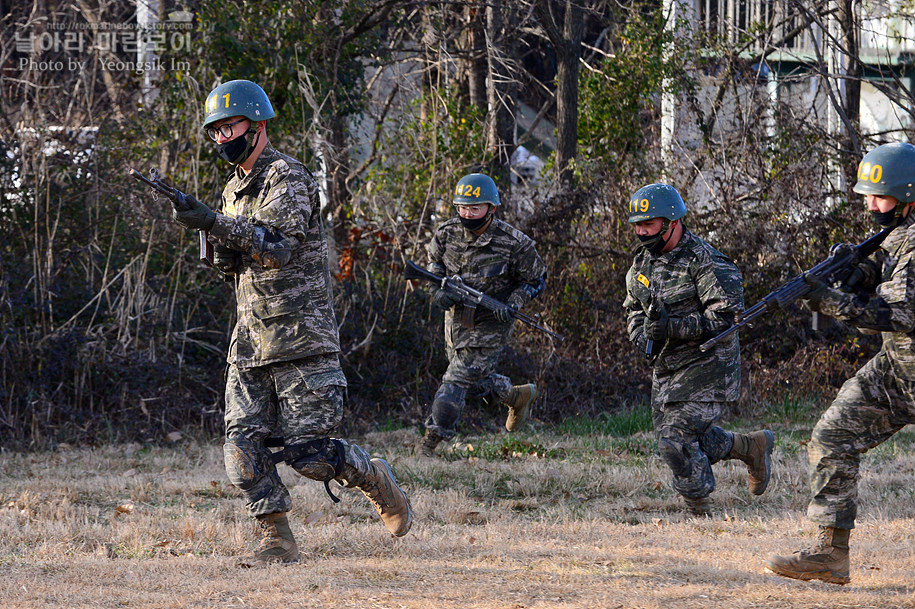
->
<box><xmin>129</xmin><ymin>167</ymin><xmax>213</xmax><ymax>266</ymax></box>
<box><xmin>699</xmin><ymin>227</ymin><xmax>894</xmax><ymax>352</ymax></box>
<box><xmin>404</xmin><ymin>260</ymin><xmax>564</xmax><ymax>341</ymax></box>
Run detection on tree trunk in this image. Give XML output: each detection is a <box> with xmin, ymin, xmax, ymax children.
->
<box><xmin>837</xmin><ymin>0</ymin><xmax>861</xmax><ymax>198</ymax></box>
<box><xmin>327</xmin><ymin>115</ymin><xmax>350</xmax><ymax>255</ymax></box>
<box><xmin>465</xmin><ymin>1</ymin><xmax>487</xmax><ymax>110</ymax></box>
<box><xmin>535</xmin><ymin>0</ymin><xmax>583</xmax><ymax>188</ymax></box>
<box><xmin>485</xmin><ymin>0</ymin><xmax>516</xmax><ymax>187</ymax></box>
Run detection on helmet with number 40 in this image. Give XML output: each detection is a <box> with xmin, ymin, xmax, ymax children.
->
<box><xmin>853</xmin><ymin>142</ymin><xmax>915</xmax><ymax>203</ymax></box>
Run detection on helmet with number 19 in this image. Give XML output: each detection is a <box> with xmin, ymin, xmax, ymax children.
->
<box><xmin>627</xmin><ymin>183</ymin><xmax>687</xmax><ymax>224</ymax></box>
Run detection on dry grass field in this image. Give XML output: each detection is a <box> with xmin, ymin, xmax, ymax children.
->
<box><xmin>2</xmin><ymin>409</ymin><xmax>914</xmax><ymax>609</ymax></box>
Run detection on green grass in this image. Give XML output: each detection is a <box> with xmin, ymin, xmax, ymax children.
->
<box><xmin>554</xmin><ymin>404</ymin><xmax>653</xmax><ymax>437</ymax></box>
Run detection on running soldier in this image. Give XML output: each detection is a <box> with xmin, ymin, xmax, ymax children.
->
<box><xmin>623</xmin><ymin>183</ymin><xmax>775</xmax><ymax>516</ymax></box>
<box><xmin>767</xmin><ymin>142</ymin><xmax>915</xmax><ymax>584</ymax></box>
<box><xmin>418</xmin><ymin>173</ymin><xmax>547</xmax><ymax>457</ymax></box>
<box><xmin>169</xmin><ymin>80</ymin><xmax>412</xmax><ymax>564</ymax></box>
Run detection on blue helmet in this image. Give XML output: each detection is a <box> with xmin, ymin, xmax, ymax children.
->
<box><xmin>453</xmin><ymin>173</ymin><xmax>500</xmax><ymax>207</ymax></box>
<box><xmin>203</xmin><ymin>80</ymin><xmax>276</xmax><ymax>130</ymax></box>
<box><xmin>853</xmin><ymin>142</ymin><xmax>915</xmax><ymax>203</ymax></box>
<box><xmin>628</xmin><ymin>183</ymin><xmax>687</xmax><ymax>224</ymax></box>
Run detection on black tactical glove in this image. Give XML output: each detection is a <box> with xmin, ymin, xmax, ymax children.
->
<box><xmin>494</xmin><ymin>302</ymin><xmax>518</xmax><ymax>323</ymax></box>
<box><xmin>802</xmin><ymin>272</ymin><xmax>830</xmax><ymax>310</ymax></box>
<box><xmin>172</xmin><ymin>191</ymin><xmax>217</xmax><ymax>231</ymax></box>
<box><xmin>644</xmin><ymin>306</ymin><xmax>669</xmax><ymax>342</ymax></box>
<box><xmin>431</xmin><ymin>289</ymin><xmax>461</xmax><ymax>310</ymax></box>
<box><xmin>841</xmin><ymin>259</ymin><xmax>880</xmax><ymax>293</ymax></box>
<box><xmin>213</xmin><ymin>243</ymin><xmax>240</xmax><ymax>274</ymax></box>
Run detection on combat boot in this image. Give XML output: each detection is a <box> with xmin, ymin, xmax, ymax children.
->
<box><xmin>238</xmin><ymin>512</ymin><xmax>299</xmax><ymax>566</ymax></box>
<box><xmin>418</xmin><ymin>430</ymin><xmax>444</xmax><ymax>457</ymax></box>
<box><xmin>504</xmin><ymin>383</ymin><xmax>537</xmax><ymax>432</ymax></box>
<box><xmin>349</xmin><ymin>458</ymin><xmax>414</xmax><ymax>537</ymax></box>
<box><xmin>729</xmin><ymin>430</ymin><xmax>775</xmax><ymax>495</ymax></box>
<box><xmin>683</xmin><ymin>495</ymin><xmax>711</xmax><ymax>517</ymax></box>
<box><xmin>766</xmin><ymin>526</ymin><xmax>850</xmax><ymax>585</ymax></box>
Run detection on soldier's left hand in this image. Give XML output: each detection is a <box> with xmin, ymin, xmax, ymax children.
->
<box><xmin>644</xmin><ymin>308</ymin><xmax>669</xmax><ymax>342</ymax></box>
<box><xmin>802</xmin><ymin>272</ymin><xmax>830</xmax><ymax>310</ymax></box>
<box><xmin>494</xmin><ymin>302</ymin><xmax>517</xmax><ymax>323</ymax></box>
<box><xmin>172</xmin><ymin>191</ymin><xmax>217</xmax><ymax>231</ymax></box>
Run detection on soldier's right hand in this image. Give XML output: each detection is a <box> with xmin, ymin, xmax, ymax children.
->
<box><xmin>431</xmin><ymin>289</ymin><xmax>462</xmax><ymax>310</ymax></box>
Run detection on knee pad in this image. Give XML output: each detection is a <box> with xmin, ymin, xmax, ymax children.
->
<box><xmin>659</xmin><ymin>437</ymin><xmax>715</xmax><ymax>498</ymax></box>
<box><xmin>658</xmin><ymin>438</ymin><xmax>692</xmax><ymax>478</ymax></box>
<box><xmin>280</xmin><ymin>438</ymin><xmax>345</xmax><ymax>483</ymax></box>
<box><xmin>430</xmin><ymin>383</ymin><xmax>466</xmax><ymax>432</ymax></box>
<box><xmin>224</xmin><ymin>435</ymin><xmax>270</xmax><ymax>491</ymax></box>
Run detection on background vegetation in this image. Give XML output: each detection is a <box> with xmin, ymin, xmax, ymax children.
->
<box><xmin>1</xmin><ymin>0</ymin><xmax>913</xmax><ymax>449</ymax></box>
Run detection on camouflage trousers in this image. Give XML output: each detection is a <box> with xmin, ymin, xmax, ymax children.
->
<box><xmin>807</xmin><ymin>351</ymin><xmax>915</xmax><ymax>530</ymax></box>
<box><xmin>224</xmin><ymin>353</ymin><xmax>372</xmax><ymax>518</ymax></box>
<box><xmin>652</xmin><ymin>400</ymin><xmax>735</xmax><ymax>499</ymax></box>
<box><xmin>425</xmin><ymin>345</ymin><xmax>513</xmax><ymax>439</ymax></box>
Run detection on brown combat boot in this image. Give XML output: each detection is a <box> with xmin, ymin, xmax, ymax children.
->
<box><xmin>418</xmin><ymin>430</ymin><xmax>444</xmax><ymax>457</ymax></box>
<box><xmin>729</xmin><ymin>430</ymin><xmax>775</xmax><ymax>495</ymax></box>
<box><xmin>238</xmin><ymin>512</ymin><xmax>299</xmax><ymax>566</ymax></box>
<box><xmin>683</xmin><ymin>495</ymin><xmax>711</xmax><ymax>517</ymax></box>
<box><xmin>504</xmin><ymin>383</ymin><xmax>537</xmax><ymax>432</ymax></box>
<box><xmin>766</xmin><ymin>526</ymin><xmax>851</xmax><ymax>585</ymax></box>
<box><xmin>355</xmin><ymin>458</ymin><xmax>414</xmax><ymax>537</ymax></box>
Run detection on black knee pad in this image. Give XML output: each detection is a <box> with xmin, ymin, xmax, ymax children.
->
<box><xmin>430</xmin><ymin>383</ymin><xmax>466</xmax><ymax>430</ymax></box>
<box><xmin>278</xmin><ymin>438</ymin><xmax>345</xmax><ymax>483</ymax></box>
<box><xmin>224</xmin><ymin>435</ymin><xmax>271</xmax><ymax>492</ymax></box>
<box><xmin>658</xmin><ymin>438</ymin><xmax>692</xmax><ymax>478</ymax></box>
<box><xmin>659</xmin><ymin>437</ymin><xmax>715</xmax><ymax>498</ymax></box>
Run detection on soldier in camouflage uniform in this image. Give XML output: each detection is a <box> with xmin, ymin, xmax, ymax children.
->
<box><xmin>170</xmin><ymin>80</ymin><xmax>412</xmax><ymax>564</ymax></box>
<box><xmin>418</xmin><ymin>173</ymin><xmax>547</xmax><ymax>457</ymax></box>
<box><xmin>767</xmin><ymin>142</ymin><xmax>915</xmax><ymax>585</ymax></box>
<box><xmin>623</xmin><ymin>183</ymin><xmax>775</xmax><ymax>516</ymax></box>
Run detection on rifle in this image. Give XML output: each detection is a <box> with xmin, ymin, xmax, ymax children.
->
<box><xmin>644</xmin><ymin>290</ymin><xmax>665</xmax><ymax>360</ymax></box>
<box><xmin>699</xmin><ymin>227</ymin><xmax>893</xmax><ymax>352</ymax></box>
<box><xmin>129</xmin><ymin>167</ymin><xmax>213</xmax><ymax>266</ymax></box>
<box><xmin>404</xmin><ymin>260</ymin><xmax>564</xmax><ymax>341</ymax></box>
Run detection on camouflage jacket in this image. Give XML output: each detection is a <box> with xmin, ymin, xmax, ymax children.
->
<box><xmin>623</xmin><ymin>229</ymin><xmax>743</xmax><ymax>404</ymax></box>
<box><xmin>815</xmin><ymin>212</ymin><xmax>915</xmax><ymax>380</ymax></box>
<box><xmin>207</xmin><ymin>144</ymin><xmax>342</xmax><ymax>371</ymax></box>
<box><xmin>428</xmin><ymin>217</ymin><xmax>546</xmax><ymax>349</ymax></box>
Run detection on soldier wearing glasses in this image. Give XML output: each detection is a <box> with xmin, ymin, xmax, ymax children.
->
<box><xmin>170</xmin><ymin>79</ymin><xmax>412</xmax><ymax>564</ymax></box>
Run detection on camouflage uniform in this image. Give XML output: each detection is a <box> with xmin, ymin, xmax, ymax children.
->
<box><xmin>207</xmin><ymin>144</ymin><xmax>374</xmax><ymax>518</ymax></box>
<box><xmin>424</xmin><ymin>217</ymin><xmax>546</xmax><ymax>439</ymax></box>
<box><xmin>623</xmin><ymin>229</ymin><xmax>744</xmax><ymax>500</ymax></box>
<box><xmin>801</xmin><ymin>212</ymin><xmax>915</xmax><ymax>530</ymax></box>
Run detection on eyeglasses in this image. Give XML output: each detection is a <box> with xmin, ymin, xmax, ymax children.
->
<box><xmin>454</xmin><ymin>203</ymin><xmax>488</xmax><ymax>214</ymax></box>
<box><xmin>205</xmin><ymin>118</ymin><xmax>249</xmax><ymax>142</ymax></box>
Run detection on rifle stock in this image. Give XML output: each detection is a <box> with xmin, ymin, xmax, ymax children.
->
<box><xmin>404</xmin><ymin>260</ymin><xmax>564</xmax><ymax>341</ymax></box>
<box><xmin>699</xmin><ymin>227</ymin><xmax>893</xmax><ymax>352</ymax></box>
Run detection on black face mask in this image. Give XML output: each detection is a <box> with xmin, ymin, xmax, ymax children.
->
<box><xmin>459</xmin><ymin>209</ymin><xmax>493</xmax><ymax>232</ymax></box>
<box><xmin>217</xmin><ymin>129</ymin><xmax>259</xmax><ymax>164</ymax></box>
<box><xmin>637</xmin><ymin>221</ymin><xmax>671</xmax><ymax>255</ymax></box>
<box><xmin>871</xmin><ymin>208</ymin><xmax>899</xmax><ymax>229</ymax></box>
